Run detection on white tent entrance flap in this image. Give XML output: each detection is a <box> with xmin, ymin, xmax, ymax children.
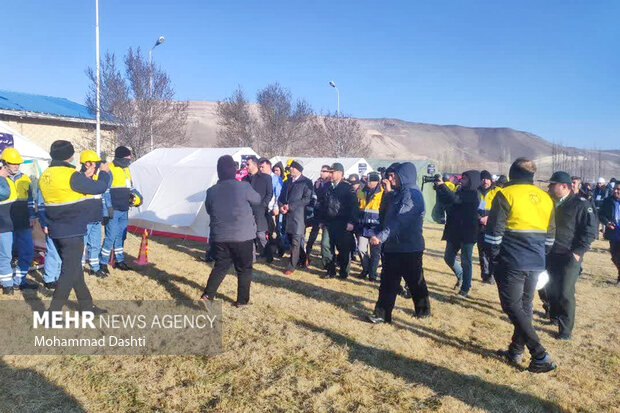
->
<box><xmin>128</xmin><ymin>147</ymin><xmax>258</xmax><ymax>241</ymax></box>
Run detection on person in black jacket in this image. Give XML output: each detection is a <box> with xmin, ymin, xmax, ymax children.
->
<box><xmin>321</xmin><ymin>163</ymin><xmax>359</xmax><ymax>279</ymax></box>
<box><xmin>278</xmin><ymin>160</ymin><xmax>313</xmax><ymax>275</ymax></box>
<box><xmin>598</xmin><ymin>181</ymin><xmax>620</xmax><ymax>284</ymax></box>
<box><xmin>543</xmin><ymin>172</ymin><xmax>597</xmax><ymax>339</ymax></box>
<box><xmin>243</xmin><ymin>156</ymin><xmax>273</xmax><ymax>262</ymax></box>
<box><xmin>305</xmin><ymin>165</ymin><xmax>331</xmax><ymax>259</ymax></box>
<box><xmin>201</xmin><ymin>155</ymin><xmax>261</xmax><ymax>306</ymax></box>
<box><xmin>436</xmin><ymin>170</ymin><xmax>481</xmax><ymax>297</ymax></box>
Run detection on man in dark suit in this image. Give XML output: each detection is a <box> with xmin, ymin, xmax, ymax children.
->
<box><xmin>244</xmin><ymin>155</ymin><xmax>273</xmax><ymax>262</ymax></box>
<box><xmin>278</xmin><ymin>160</ymin><xmax>313</xmax><ymax>275</ymax></box>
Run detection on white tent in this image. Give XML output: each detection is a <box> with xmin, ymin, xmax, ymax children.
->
<box><xmin>128</xmin><ymin>147</ymin><xmax>258</xmax><ymax>241</ymax></box>
<box><xmin>0</xmin><ymin>120</ymin><xmax>50</xmax><ymax>176</ymax></box>
<box><xmin>270</xmin><ymin>156</ymin><xmax>373</xmax><ymax>181</ymax></box>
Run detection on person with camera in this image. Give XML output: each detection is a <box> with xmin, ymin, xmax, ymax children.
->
<box><xmin>367</xmin><ymin>162</ymin><xmax>431</xmax><ymax>323</ymax></box>
<box><xmin>321</xmin><ymin>163</ymin><xmax>358</xmax><ymax>279</ymax></box>
<box><xmin>543</xmin><ymin>171</ymin><xmax>597</xmax><ymax>340</ymax></box>
<box><xmin>98</xmin><ymin>146</ymin><xmax>142</xmax><ymax>276</ymax></box>
<box><xmin>39</xmin><ymin>140</ymin><xmax>111</xmax><ymax>312</ymax></box>
<box><xmin>598</xmin><ymin>180</ymin><xmax>620</xmax><ymax>284</ymax></box>
<box><xmin>278</xmin><ymin>160</ymin><xmax>313</xmax><ymax>275</ymax></box>
<box><xmin>436</xmin><ymin>170</ymin><xmax>482</xmax><ymax>297</ymax></box>
<box><xmin>0</xmin><ymin>148</ymin><xmax>38</xmax><ymax>294</ymax></box>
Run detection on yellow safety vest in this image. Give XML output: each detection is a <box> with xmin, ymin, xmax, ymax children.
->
<box><xmin>502</xmin><ymin>184</ymin><xmax>553</xmax><ymax>233</ymax></box>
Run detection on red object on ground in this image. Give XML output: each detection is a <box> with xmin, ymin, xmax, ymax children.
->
<box><xmin>133</xmin><ymin>229</ymin><xmax>150</xmax><ymax>266</ymax></box>
<box><xmin>127</xmin><ymin>226</ymin><xmax>208</xmax><ymax>243</ymax></box>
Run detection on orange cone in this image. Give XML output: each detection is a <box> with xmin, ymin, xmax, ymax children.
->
<box><xmin>109</xmin><ymin>249</ymin><xmax>116</xmax><ymax>267</ymax></box>
<box><xmin>133</xmin><ymin>229</ymin><xmax>150</xmax><ymax>266</ymax></box>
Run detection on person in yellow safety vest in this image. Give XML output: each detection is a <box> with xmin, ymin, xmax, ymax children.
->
<box><xmin>355</xmin><ymin>172</ymin><xmax>384</xmax><ymax>281</ymax></box>
<box><xmin>98</xmin><ymin>146</ymin><xmax>142</xmax><ymax>275</ymax></box>
<box><xmin>39</xmin><ymin>140</ymin><xmax>111</xmax><ymax>312</ymax></box>
<box><xmin>79</xmin><ymin>150</ymin><xmax>111</xmax><ymax>277</ymax></box>
<box><xmin>444</xmin><ymin>175</ymin><xmax>457</xmax><ymax>192</ymax></box>
<box><xmin>477</xmin><ymin>170</ymin><xmax>502</xmax><ymax>284</ymax></box>
<box><xmin>0</xmin><ymin>148</ymin><xmax>37</xmax><ymax>294</ymax></box>
<box><xmin>485</xmin><ymin>157</ymin><xmax>557</xmax><ymax>373</ymax></box>
<box><xmin>282</xmin><ymin>158</ymin><xmax>294</xmax><ymax>182</ymax></box>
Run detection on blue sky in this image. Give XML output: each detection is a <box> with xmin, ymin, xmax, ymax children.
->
<box><xmin>1</xmin><ymin>0</ymin><xmax>618</xmax><ymax>149</ymax></box>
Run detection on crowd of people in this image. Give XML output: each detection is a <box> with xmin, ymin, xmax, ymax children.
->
<box><xmin>200</xmin><ymin>153</ymin><xmax>620</xmax><ymax>374</ymax></box>
<box><xmin>0</xmin><ymin>141</ymin><xmax>142</xmax><ymax>314</ymax></box>
<box><xmin>2</xmin><ymin>140</ymin><xmax>618</xmax><ymax>374</ymax></box>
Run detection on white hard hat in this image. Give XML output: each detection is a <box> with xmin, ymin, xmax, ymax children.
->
<box><xmin>492</xmin><ymin>174</ymin><xmax>499</xmax><ymax>181</ymax></box>
<box><xmin>598</xmin><ymin>177</ymin><xmax>606</xmax><ymax>184</ymax></box>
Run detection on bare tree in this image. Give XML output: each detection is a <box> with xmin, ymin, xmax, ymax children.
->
<box><xmin>309</xmin><ymin>112</ymin><xmax>370</xmax><ymax>157</ymax></box>
<box><xmin>215</xmin><ymin>86</ymin><xmax>254</xmax><ymax>147</ymax></box>
<box><xmin>254</xmin><ymin>83</ymin><xmax>312</xmax><ymax>157</ymax></box>
<box><xmin>86</xmin><ymin>47</ymin><xmax>188</xmax><ymax>158</ymax></box>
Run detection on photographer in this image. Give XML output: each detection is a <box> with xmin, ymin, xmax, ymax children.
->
<box><xmin>431</xmin><ymin>173</ymin><xmax>455</xmax><ymax>224</ymax></box>
<box><xmin>436</xmin><ymin>170</ymin><xmax>482</xmax><ymax>297</ymax></box>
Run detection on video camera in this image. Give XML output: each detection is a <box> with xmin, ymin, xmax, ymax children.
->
<box><xmin>421</xmin><ymin>174</ymin><xmax>441</xmax><ymax>190</ymax></box>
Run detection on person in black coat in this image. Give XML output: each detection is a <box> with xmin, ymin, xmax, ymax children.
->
<box><xmin>243</xmin><ymin>156</ymin><xmax>273</xmax><ymax>261</ymax></box>
<box><xmin>278</xmin><ymin>160</ymin><xmax>313</xmax><ymax>274</ymax></box>
<box><xmin>321</xmin><ymin>163</ymin><xmax>359</xmax><ymax>279</ymax></box>
<box><xmin>435</xmin><ymin>170</ymin><xmax>481</xmax><ymax>297</ymax></box>
<box><xmin>598</xmin><ymin>181</ymin><xmax>620</xmax><ymax>283</ymax></box>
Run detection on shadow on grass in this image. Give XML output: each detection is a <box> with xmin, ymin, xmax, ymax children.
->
<box><xmin>295</xmin><ymin>320</ymin><xmax>560</xmax><ymax>412</ymax></box>
<box><xmin>0</xmin><ymin>359</ymin><xmax>85</xmax><ymax>412</ymax></box>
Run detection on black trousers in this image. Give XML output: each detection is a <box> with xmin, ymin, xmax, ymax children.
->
<box><xmin>610</xmin><ymin>241</ymin><xmax>620</xmax><ymax>280</ymax></box>
<box><xmin>375</xmin><ymin>251</ymin><xmax>431</xmax><ymax>321</ymax></box>
<box><xmin>203</xmin><ymin>240</ymin><xmax>253</xmax><ymax>304</ymax></box>
<box><xmin>305</xmin><ymin>222</ymin><xmax>321</xmax><ymax>254</ymax></box>
<box><xmin>546</xmin><ymin>253</ymin><xmax>581</xmax><ymax>336</ymax></box>
<box><xmin>49</xmin><ymin>236</ymin><xmax>93</xmax><ymax>311</ymax></box>
<box><xmin>287</xmin><ymin>233</ymin><xmax>306</xmax><ymax>271</ymax></box>
<box><xmin>477</xmin><ymin>231</ymin><xmax>493</xmax><ymax>281</ymax></box>
<box><xmin>495</xmin><ymin>264</ymin><xmax>546</xmax><ymax>358</ymax></box>
<box><xmin>325</xmin><ymin>225</ymin><xmax>353</xmax><ymax>277</ymax></box>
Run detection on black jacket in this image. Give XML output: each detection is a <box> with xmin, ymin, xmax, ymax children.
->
<box><xmin>279</xmin><ymin>175</ymin><xmax>313</xmax><ymax>235</ymax></box>
<box><xmin>437</xmin><ymin>170</ymin><xmax>481</xmax><ymax>244</ymax></box>
<box><xmin>243</xmin><ymin>171</ymin><xmax>273</xmax><ymax>232</ymax></box>
<box><xmin>323</xmin><ymin>180</ymin><xmax>359</xmax><ymax>229</ymax></box>
<box><xmin>549</xmin><ymin>193</ymin><xmax>597</xmax><ymax>257</ymax></box>
<box><xmin>599</xmin><ymin>195</ymin><xmax>620</xmax><ymax>241</ymax></box>
<box><xmin>206</xmin><ymin>179</ymin><xmax>261</xmax><ymax>243</ymax></box>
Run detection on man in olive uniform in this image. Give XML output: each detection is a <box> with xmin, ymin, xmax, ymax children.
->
<box><xmin>544</xmin><ymin>171</ymin><xmax>597</xmax><ymax>340</ymax></box>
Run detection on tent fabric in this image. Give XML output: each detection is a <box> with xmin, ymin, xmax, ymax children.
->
<box><xmin>0</xmin><ymin>120</ymin><xmax>51</xmax><ymax>161</ymax></box>
<box><xmin>129</xmin><ymin>147</ymin><xmax>258</xmax><ymax>241</ymax></box>
<box><xmin>270</xmin><ymin>156</ymin><xmax>373</xmax><ymax>182</ymax></box>
<box><xmin>366</xmin><ymin>158</ymin><xmax>439</xmax><ymax>223</ymax></box>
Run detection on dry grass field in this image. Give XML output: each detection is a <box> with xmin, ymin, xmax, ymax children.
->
<box><xmin>1</xmin><ymin>223</ymin><xmax>618</xmax><ymax>412</ymax></box>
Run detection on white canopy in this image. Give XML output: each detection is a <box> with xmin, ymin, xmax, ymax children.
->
<box><xmin>270</xmin><ymin>156</ymin><xmax>373</xmax><ymax>181</ymax></box>
<box><xmin>0</xmin><ymin>120</ymin><xmax>51</xmax><ymax>177</ymax></box>
<box><xmin>129</xmin><ymin>147</ymin><xmax>258</xmax><ymax>240</ymax></box>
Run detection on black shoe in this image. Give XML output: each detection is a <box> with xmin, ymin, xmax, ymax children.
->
<box><xmin>401</xmin><ymin>286</ymin><xmax>412</xmax><ymax>299</ymax></box>
<box><xmin>18</xmin><ymin>281</ymin><xmax>38</xmax><ymax>290</ymax></box>
<box><xmin>82</xmin><ymin>305</ymin><xmax>108</xmax><ymax>316</ymax></box>
<box><xmin>528</xmin><ymin>353</ymin><xmax>557</xmax><ymax>373</ymax></box>
<box><xmin>95</xmin><ymin>268</ymin><xmax>109</xmax><ymax>278</ymax></box>
<box><xmin>497</xmin><ymin>349</ymin><xmax>523</xmax><ymax>366</ymax></box>
<box><xmin>481</xmin><ymin>278</ymin><xmax>495</xmax><ymax>285</ymax></box>
<box><xmin>416</xmin><ymin>312</ymin><xmax>432</xmax><ymax>319</ymax></box>
<box><xmin>457</xmin><ymin>290</ymin><xmax>469</xmax><ymax>298</ymax></box>
<box><xmin>337</xmin><ymin>274</ymin><xmax>348</xmax><ymax>279</ymax></box>
<box><xmin>44</xmin><ymin>281</ymin><xmax>57</xmax><ymax>290</ymax></box>
<box><xmin>367</xmin><ymin>308</ymin><xmax>387</xmax><ymax>324</ymax></box>
<box><xmin>86</xmin><ymin>268</ymin><xmax>97</xmax><ymax>276</ymax></box>
<box><xmin>356</xmin><ymin>272</ymin><xmax>368</xmax><ymax>280</ymax></box>
<box><xmin>115</xmin><ymin>261</ymin><xmax>131</xmax><ymax>271</ymax></box>
<box><xmin>2</xmin><ymin>286</ymin><xmax>14</xmax><ymax>295</ymax></box>
<box><xmin>368</xmin><ymin>276</ymin><xmax>378</xmax><ymax>282</ymax></box>
<box><xmin>232</xmin><ymin>301</ymin><xmax>250</xmax><ymax>308</ymax></box>
<box><xmin>200</xmin><ymin>293</ymin><xmax>215</xmax><ymax>301</ymax></box>
<box><xmin>556</xmin><ymin>332</ymin><xmax>571</xmax><ymax>341</ymax></box>
<box><xmin>454</xmin><ymin>278</ymin><xmax>463</xmax><ymax>290</ymax></box>
<box><xmin>321</xmin><ymin>273</ymin><xmax>335</xmax><ymax>279</ymax></box>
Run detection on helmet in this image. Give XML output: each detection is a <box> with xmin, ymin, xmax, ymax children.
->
<box><xmin>80</xmin><ymin>150</ymin><xmax>101</xmax><ymax>164</ymax></box>
<box><xmin>0</xmin><ymin>147</ymin><xmax>23</xmax><ymax>164</ymax></box>
<box><xmin>598</xmin><ymin>177</ymin><xmax>606</xmax><ymax>184</ymax></box>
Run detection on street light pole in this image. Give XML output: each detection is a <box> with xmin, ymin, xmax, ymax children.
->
<box><xmin>149</xmin><ymin>36</ymin><xmax>165</xmax><ymax>152</ymax></box>
<box><xmin>95</xmin><ymin>0</ymin><xmax>101</xmax><ymax>156</ymax></box>
<box><xmin>329</xmin><ymin>81</ymin><xmax>339</xmax><ymax>116</ymax></box>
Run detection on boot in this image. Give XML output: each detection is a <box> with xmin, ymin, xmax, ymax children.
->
<box><xmin>2</xmin><ymin>286</ymin><xmax>14</xmax><ymax>295</ymax></box>
<box><xmin>115</xmin><ymin>261</ymin><xmax>131</xmax><ymax>271</ymax></box>
<box><xmin>367</xmin><ymin>307</ymin><xmax>387</xmax><ymax>324</ymax></box>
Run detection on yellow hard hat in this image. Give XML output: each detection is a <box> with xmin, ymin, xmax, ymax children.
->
<box><xmin>80</xmin><ymin>150</ymin><xmax>101</xmax><ymax>164</ymax></box>
<box><xmin>0</xmin><ymin>147</ymin><xmax>23</xmax><ymax>164</ymax></box>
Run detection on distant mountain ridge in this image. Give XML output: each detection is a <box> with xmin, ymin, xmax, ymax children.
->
<box><xmin>185</xmin><ymin>100</ymin><xmax>619</xmax><ymax>175</ymax></box>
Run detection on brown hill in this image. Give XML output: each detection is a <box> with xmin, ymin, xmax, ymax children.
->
<box><xmin>185</xmin><ymin>100</ymin><xmax>619</xmax><ymax>176</ymax></box>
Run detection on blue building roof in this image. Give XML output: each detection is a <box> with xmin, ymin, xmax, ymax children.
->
<box><xmin>0</xmin><ymin>89</ymin><xmax>114</xmax><ymax>122</ymax></box>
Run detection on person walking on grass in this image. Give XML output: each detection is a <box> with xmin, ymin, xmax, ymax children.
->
<box><xmin>367</xmin><ymin>162</ymin><xmax>431</xmax><ymax>323</ymax></box>
<box><xmin>598</xmin><ymin>180</ymin><xmax>620</xmax><ymax>285</ymax></box>
<box><xmin>485</xmin><ymin>158</ymin><xmax>557</xmax><ymax>373</ymax></box>
<box><xmin>201</xmin><ymin>155</ymin><xmax>261</xmax><ymax>306</ymax></box>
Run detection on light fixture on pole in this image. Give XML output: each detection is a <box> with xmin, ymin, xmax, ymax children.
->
<box><xmin>95</xmin><ymin>0</ymin><xmax>101</xmax><ymax>156</ymax></box>
<box><xmin>149</xmin><ymin>36</ymin><xmax>165</xmax><ymax>152</ymax></box>
<box><xmin>329</xmin><ymin>81</ymin><xmax>339</xmax><ymax>117</ymax></box>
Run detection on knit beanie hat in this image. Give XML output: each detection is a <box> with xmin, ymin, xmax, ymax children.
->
<box><xmin>480</xmin><ymin>170</ymin><xmax>492</xmax><ymax>181</ymax></box>
<box><xmin>50</xmin><ymin>140</ymin><xmax>75</xmax><ymax>161</ymax></box>
<box><xmin>114</xmin><ymin>146</ymin><xmax>131</xmax><ymax>158</ymax></box>
<box><xmin>217</xmin><ymin>155</ymin><xmax>237</xmax><ymax>180</ymax></box>
<box><xmin>289</xmin><ymin>160</ymin><xmax>304</xmax><ymax>172</ymax></box>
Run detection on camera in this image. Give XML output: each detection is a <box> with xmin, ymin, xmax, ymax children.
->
<box><xmin>422</xmin><ymin>174</ymin><xmax>441</xmax><ymax>190</ymax></box>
